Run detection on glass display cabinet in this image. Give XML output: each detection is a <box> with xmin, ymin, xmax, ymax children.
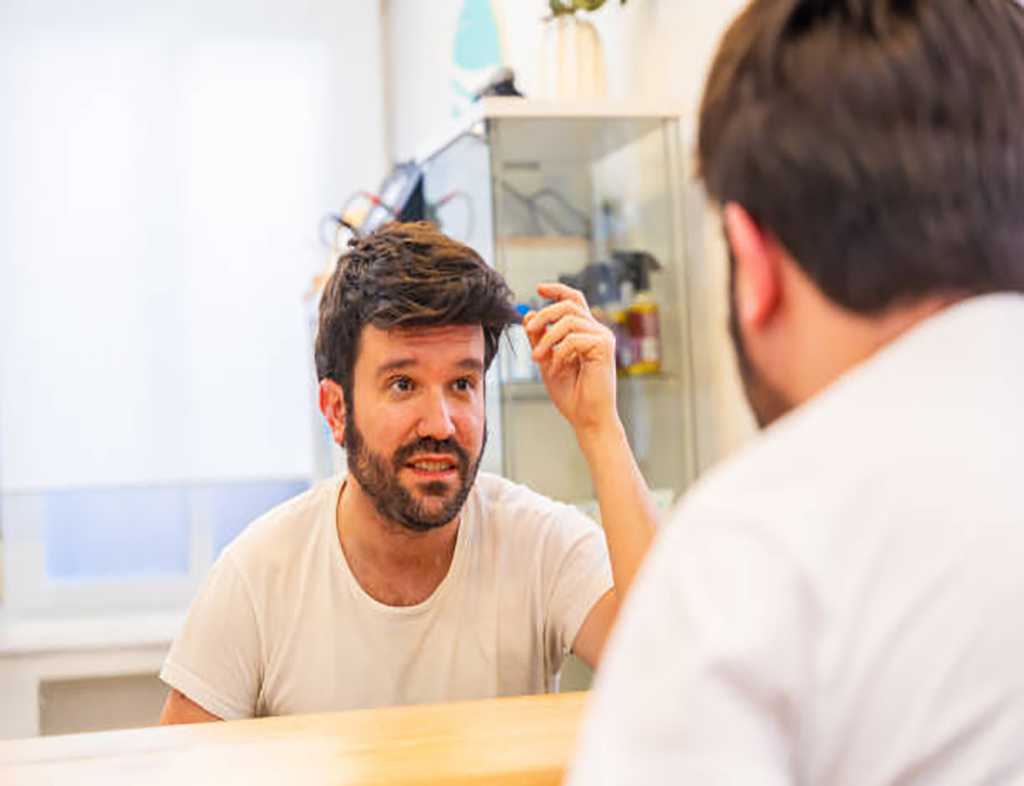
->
<box><xmin>419</xmin><ymin>99</ymin><xmax>700</xmax><ymax>518</ymax></box>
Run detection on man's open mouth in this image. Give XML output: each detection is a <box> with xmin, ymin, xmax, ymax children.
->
<box><xmin>405</xmin><ymin>456</ymin><xmax>459</xmax><ymax>475</ymax></box>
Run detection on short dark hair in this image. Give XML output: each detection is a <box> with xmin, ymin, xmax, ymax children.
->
<box><xmin>314</xmin><ymin>221</ymin><xmax>518</xmax><ymax>392</ymax></box>
<box><xmin>699</xmin><ymin>0</ymin><xmax>1024</xmax><ymax>313</ymax></box>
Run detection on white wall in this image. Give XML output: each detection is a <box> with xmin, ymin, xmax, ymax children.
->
<box><xmin>383</xmin><ymin>0</ymin><xmax>755</xmax><ymax>469</ymax></box>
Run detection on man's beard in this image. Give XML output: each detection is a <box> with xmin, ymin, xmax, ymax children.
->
<box><xmin>344</xmin><ymin>404</ymin><xmax>485</xmax><ymax>533</ymax></box>
<box><xmin>726</xmin><ymin>240</ymin><xmax>793</xmax><ymax>429</ymax></box>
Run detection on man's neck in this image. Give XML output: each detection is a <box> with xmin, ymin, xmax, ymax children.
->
<box><xmin>335</xmin><ymin>476</ymin><xmax>461</xmax><ymax>607</ymax></box>
<box><xmin>767</xmin><ymin>258</ymin><xmax>962</xmax><ymax>408</ymax></box>
<box><xmin>786</xmin><ymin>290</ymin><xmax>960</xmax><ymax>407</ymax></box>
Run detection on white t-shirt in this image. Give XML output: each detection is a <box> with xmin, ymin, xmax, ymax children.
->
<box><xmin>161</xmin><ymin>472</ymin><xmax>612</xmax><ymax>719</ymax></box>
<box><xmin>569</xmin><ymin>294</ymin><xmax>1024</xmax><ymax>785</ymax></box>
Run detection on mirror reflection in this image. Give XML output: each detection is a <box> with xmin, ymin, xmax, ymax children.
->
<box><xmin>0</xmin><ymin>0</ymin><xmax>738</xmax><ymax>741</ymax></box>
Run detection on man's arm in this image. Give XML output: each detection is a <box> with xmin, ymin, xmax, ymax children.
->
<box><xmin>159</xmin><ymin>689</ymin><xmax>223</xmax><ymax>725</ymax></box>
<box><xmin>524</xmin><ymin>283</ymin><xmax>660</xmax><ymax>668</ymax></box>
<box><xmin>159</xmin><ymin>552</ymin><xmax>263</xmax><ymax>722</ymax></box>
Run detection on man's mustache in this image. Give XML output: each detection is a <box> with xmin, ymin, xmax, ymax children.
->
<box><xmin>391</xmin><ymin>437</ymin><xmax>469</xmax><ymax>470</ymax></box>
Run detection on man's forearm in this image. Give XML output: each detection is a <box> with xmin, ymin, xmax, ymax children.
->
<box><xmin>576</xmin><ymin>418</ymin><xmax>659</xmax><ymax>598</ymax></box>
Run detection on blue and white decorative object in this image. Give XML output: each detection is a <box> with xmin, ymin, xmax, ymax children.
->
<box><xmin>451</xmin><ymin>0</ymin><xmax>504</xmax><ymax>118</ymax></box>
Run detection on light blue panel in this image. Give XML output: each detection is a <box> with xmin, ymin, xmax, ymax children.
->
<box><xmin>204</xmin><ymin>479</ymin><xmax>309</xmax><ymax>557</ymax></box>
<box><xmin>44</xmin><ymin>486</ymin><xmax>189</xmax><ymax>580</ymax></box>
<box><xmin>452</xmin><ymin>0</ymin><xmax>503</xmax><ymax>116</ymax></box>
<box><xmin>454</xmin><ymin>0</ymin><xmax>502</xmax><ymax>69</ymax></box>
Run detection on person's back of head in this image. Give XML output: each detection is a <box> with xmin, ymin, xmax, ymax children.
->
<box><xmin>699</xmin><ymin>0</ymin><xmax>1024</xmax><ymax>314</ymax></box>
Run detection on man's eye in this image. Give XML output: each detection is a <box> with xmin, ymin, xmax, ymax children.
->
<box><xmin>453</xmin><ymin>377</ymin><xmax>476</xmax><ymax>392</ymax></box>
<box><xmin>391</xmin><ymin>377</ymin><xmax>413</xmax><ymax>392</ymax></box>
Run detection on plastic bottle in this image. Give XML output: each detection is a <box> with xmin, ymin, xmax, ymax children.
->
<box><xmin>613</xmin><ymin>251</ymin><xmax>662</xmax><ymax>375</ymax></box>
<box><xmin>627</xmin><ymin>291</ymin><xmax>661</xmax><ymax>375</ymax></box>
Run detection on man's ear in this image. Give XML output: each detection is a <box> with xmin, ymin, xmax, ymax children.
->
<box><xmin>723</xmin><ymin>202</ymin><xmax>782</xmax><ymax>329</ymax></box>
<box><xmin>318</xmin><ymin>379</ymin><xmax>347</xmax><ymax>447</ymax></box>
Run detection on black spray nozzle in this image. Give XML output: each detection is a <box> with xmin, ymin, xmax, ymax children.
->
<box><xmin>559</xmin><ymin>262</ymin><xmax>621</xmax><ymax>307</ymax></box>
<box><xmin>612</xmin><ymin>250</ymin><xmax>661</xmax><ymax>292</ymax></box>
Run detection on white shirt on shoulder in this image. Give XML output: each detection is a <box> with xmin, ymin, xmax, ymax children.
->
<box><xmin>569</xmin><ymin>294</ymin><xmax>1024</xmax><ymax>785</ymax></box>
<box><xmin>161</xmin><ymin>472</ymin><xmax>612</xmax><ymax>718</ymax></box>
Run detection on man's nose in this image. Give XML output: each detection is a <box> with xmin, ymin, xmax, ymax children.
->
<box><xmin>416</xmin><ymin>387</ymin><xmax>456</xmax><ymax>440</ymax></box>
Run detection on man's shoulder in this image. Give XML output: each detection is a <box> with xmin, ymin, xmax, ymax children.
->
<box><xmin>663</xmin><ymin>387</ymin><xmax>871</xmax><ymax>554</ymax></box>
<box><xmin>680</xmin><ymin>295</ymin><xmax>1024</xmax><ymax>533</ymax></box>
<box><xmin>471</xmin><ymin>472</ymin><xmax>597</xmax><ymax>531</ymax></box>
<box><xmin>467</xmin><ymin>473</ymin><xmax>608</xmax><ymax>579</ymax></box>
<box><xmin>222</xmin><ymin>475</ymin><xmax>339</xmax><ymax>572</ymax></box>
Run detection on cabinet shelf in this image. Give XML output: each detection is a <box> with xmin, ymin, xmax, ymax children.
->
<box><xmin>499</xmin><ymin>235</ymin><xmax>588</xmax><ymax>251</ymax></box>
<box><xmin>501</xmin><ymin>372</ymin><xmax>679</xmax><ymax>402</ymax></box>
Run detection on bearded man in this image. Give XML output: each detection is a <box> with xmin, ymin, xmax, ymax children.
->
<box><xmin>159</xmin><ymin>220</ymin><xmax>658</xmax><ymax>721</ymax></box>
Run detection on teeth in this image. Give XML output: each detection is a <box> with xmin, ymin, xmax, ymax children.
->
<box><xmin>412</xmin><ymin>461</ymin><xmax>453</xmax><ymax>471</ymax></box>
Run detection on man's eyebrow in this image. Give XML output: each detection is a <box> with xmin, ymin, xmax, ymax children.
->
<box><xmin>375</xmin><ymin>358</ymin><xmax>483</xmax><ymax>377</ymax></box>
<box><xmin>376</xmin><ymin>359</ymin><xmax>416</xmax><ymax>378</ymax></box>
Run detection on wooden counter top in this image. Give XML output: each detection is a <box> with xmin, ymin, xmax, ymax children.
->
<box><xmin>0</xmin><ymin>691</ymin><xmax>589</xmax><ymax>785</ymax></box>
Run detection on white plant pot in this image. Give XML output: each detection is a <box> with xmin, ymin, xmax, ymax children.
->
<box><xmin>539</xmin><ymin>14</ymin><xmax>609</xmax><ymax>101</ymax></box>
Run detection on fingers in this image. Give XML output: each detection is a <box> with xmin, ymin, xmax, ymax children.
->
<box><xmin>530</xmin><ymin>314</ymin><xmax>600</xmax><ymax>361</ymax></box>
<box><xmin>523</xmin><ymin>297</ymin><xmax>595</xmax><ymax>345</ymax></box>
<box><xmin>547</xmin><ymin>332</ymin><xmax>606</xmax><ymax>377</ymax></box>
<box><xmin>536</xmin><ymin>281</ymin><xmax>588</xmax><ymax>310</ymax></box>
<box><xmin>523</xmin><ymin>282</ymin><xmax>614</xmax><ymax>371</ymax></box>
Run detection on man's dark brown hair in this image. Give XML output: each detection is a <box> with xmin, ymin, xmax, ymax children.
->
<box><xmin>699</xmin><ymin>0</ymin><xmax>1024</xmax><ymax>314</ymax></box>
<box><xmin>314</xmin><ymin>221</ymin><xmax>518</xmax><ymax>394</ymax></box>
